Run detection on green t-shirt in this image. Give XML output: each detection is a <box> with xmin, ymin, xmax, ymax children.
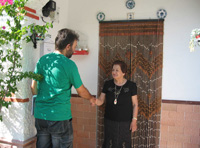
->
<box><xmin>34</xmin><ymin>52</ymin><xmax>82</xmax><ymax>121</ymax></box>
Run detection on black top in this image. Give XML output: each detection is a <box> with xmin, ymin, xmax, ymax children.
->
<box><xmin>102</xmin><ymin>79</ymin><xmax>137</xmax><ymax>122</ymax></box>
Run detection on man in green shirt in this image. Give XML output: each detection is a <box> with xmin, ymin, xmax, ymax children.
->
<box><xmin>31</xmin><ymin>28</ymin><xmax>96</xmax><ymax>148</ymax></box>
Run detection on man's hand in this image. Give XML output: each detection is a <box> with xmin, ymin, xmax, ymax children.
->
<box><xmin>90</xmin><ymin>97</ymin><xmax>96</xmax><ymax>106</ymax></box>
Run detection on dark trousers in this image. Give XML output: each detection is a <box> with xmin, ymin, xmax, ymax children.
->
<box><xmin>35</xmin><ymin>118</ymin><xmax>73</xmax><ymax>148</ymax></box>
<box><xmin>103</xmin><ymin>118</ymin><xmax>131</xmax><ymax>148</ymax></box>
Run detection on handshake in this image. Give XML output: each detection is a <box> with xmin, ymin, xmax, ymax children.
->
<box><xmin>89</xmin><ymin>97</ymin><xmax>98</xmax><ymax>107</ymax></box>
<box><xmin>89</xmin><ymin>93</ymin><xmax>105</xmax><ymax>107</ymax></box>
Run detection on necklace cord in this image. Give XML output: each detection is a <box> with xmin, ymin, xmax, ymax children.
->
<box><xmin>114</xmin><ymin>85</ymin><xmax>123</xmax><ymax>99</ymax></box>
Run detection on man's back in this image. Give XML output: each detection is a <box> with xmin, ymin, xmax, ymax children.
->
<box><xmin>34</xmin><ymin>52</ymin><xmax>82</xmax><ymax>121</ymax></box>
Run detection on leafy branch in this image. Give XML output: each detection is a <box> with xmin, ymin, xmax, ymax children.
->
<box><xmin>0</xmin><ymin>0</ymin><xmax>52</xmax><ymax>121</ymax></box>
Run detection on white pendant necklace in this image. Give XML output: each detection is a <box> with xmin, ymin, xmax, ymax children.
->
<box><xmin>114</xmin><ymin>85</ymin><xmax>123</xmax><ymax>105</ymax></box>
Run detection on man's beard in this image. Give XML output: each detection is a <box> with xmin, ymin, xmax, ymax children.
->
<box><xmin>65</xmin><ymin>47</ymin><xmax>73</xmax><ymax>58</ymax></box>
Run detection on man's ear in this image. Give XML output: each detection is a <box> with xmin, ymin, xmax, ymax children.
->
<box><xmin>65</xmin><ymin>44</ymin><xmax>71</xmax><ymax>50</ymax></box>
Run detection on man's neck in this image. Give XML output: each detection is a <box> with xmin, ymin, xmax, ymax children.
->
<box><xmin>54</xmin><ymin>49</ymin><xmax>66</xmax><ymax>55</ymax></box>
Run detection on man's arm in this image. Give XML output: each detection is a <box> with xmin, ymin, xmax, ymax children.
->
<box><xmin>76</xmin><ymin>84</ymin><xmax>96</xmax><ymax>105</ymax></box>
<box><xmin>31</xmin><ymin>80</ymin><xmax>38</xmax><ymax>95</ymax></box>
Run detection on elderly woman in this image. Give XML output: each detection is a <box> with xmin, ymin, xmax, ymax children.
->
<box><xmin>96</xmin><ymin>60</ymin><xmax>138</xmax><ymax>148</ymax></box>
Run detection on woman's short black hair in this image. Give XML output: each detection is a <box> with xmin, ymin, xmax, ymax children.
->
<box><xmin>55</xmin><ymin>28</ymin><xmax>79</xmax><ymax>50</ymax></box>
<box><xmin>112</xmin><ymin>60</ymin><xmax>127</xmax><ymax>74</ymax></box>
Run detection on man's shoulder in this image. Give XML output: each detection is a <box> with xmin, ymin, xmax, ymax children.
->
<box><xmin>39</xmin><ymin>53</ymin><xmax>56</xmax><ymax>61</ymax></box>
<box><xmin>40</xmin><ymin>53</ymin><xmax>74</xmax><ymax>62</ymax></box>
<box><xmin>65</xmin><ymin>59</ymin><xmax>77</xmax><ymax>68</ymax></box>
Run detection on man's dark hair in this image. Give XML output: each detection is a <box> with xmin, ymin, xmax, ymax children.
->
<box><xmin>55</xmin><ymin>28</ymin><xmax>79</xmax><ymax>50</ymax></box>
<box><xmin>112</xmin><ymin>60</ymin><xmax>127</xmax><ymax>74</ymax></box>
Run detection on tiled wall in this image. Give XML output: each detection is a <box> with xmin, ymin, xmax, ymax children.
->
<box><xmin>71</xmin><ymin>96</ymin><xmax>97</xmax><ymax>148</ymax></box>
<box><xmin>2</xmin><ymin>98</ymin><xmax>199</xmax><ymax>148</ymax></box>
<box><xmin>72</xmin><ymin>98</ymin><xmax>200</xmax><ymax>148</ymax></box>
<box><xmin>160</xmin><ymin>102</ymin><xmax>200</xmax><ymax>148</ymax></box>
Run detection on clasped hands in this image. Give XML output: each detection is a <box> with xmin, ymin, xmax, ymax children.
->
<box><xmin>89</xmin><ymin>97</ymin><xmax>97</xmax><ymax>106</ymax></box>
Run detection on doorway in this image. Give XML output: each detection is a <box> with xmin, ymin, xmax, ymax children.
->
<box><xmin>97</xmin><ymin>20</ymin><xmax>164</xmax><ymax>148</ymax></box>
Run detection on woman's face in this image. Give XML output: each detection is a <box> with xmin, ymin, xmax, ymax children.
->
<box><xmin>112</xmin><ymin>64</ymin><xmax>125</xmax><ymax>79</ymax></box>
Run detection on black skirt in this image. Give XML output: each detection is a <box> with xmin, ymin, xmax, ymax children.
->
<box><xmin>102</xmin><ymin>118</ymin><xmax>132</xmax><ymax>148</ymax></box>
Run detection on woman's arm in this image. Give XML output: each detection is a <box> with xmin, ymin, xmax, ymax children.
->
<box><xmin>130</xmin><ymin>95</ymin><xmax>138</xmax><ymax>133</ymax></box>
<box><xmin>96</xmin><ymin>92</ymin><xmax>106</xmax><ymax>106</ymax></box>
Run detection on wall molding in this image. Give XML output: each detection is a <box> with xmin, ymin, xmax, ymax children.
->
<box><xmin>26</xmin><ymin>12</ymin><xmax>39</xmax><ymax>20</ymax></box>
<box><xmin>71</xmin><ymin>94</ymin><xmax>96</xmax><ymax>98</ymax></box>
<box><xmin>0</xmin><ymin>137</ymin><xmax>36</xmax><ymax>147</ymax></box>
<box><xmin>24</xmin><ymin>6</ymin><xmax>39</xmax><ymax>20</ymax></box>
<box><xmin>24</xmin><ymin>6</ymin><xmax>36</xmax><ymax>14</ymax></box>
<box><xmin>162</xmin><ymin>99</ymin><xmax>200</xmax><ymax>105</ymax></box>
<box><xmin>4</xmin><ymin>98</ymin><xmax>29</xmax><ymax>103</ymax></box>
<box><xmin>4</xmin><ymin>94</ymin><xmax>97</xmax><ymax>103</ymax></box>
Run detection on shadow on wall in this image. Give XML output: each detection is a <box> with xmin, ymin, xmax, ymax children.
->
<box><xmin>1</xmin><ymin>101</ymin><xmax>36</xmax><ymax>141</ymax></box>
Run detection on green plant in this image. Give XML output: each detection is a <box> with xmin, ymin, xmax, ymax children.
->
<box><xmin>0</xmin><ymin>0</ymin><xmax>53</xmax><ymax>121</ymax></box>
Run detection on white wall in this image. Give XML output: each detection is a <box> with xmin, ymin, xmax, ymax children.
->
<box><xmin>66</xmin><ymin>0</ymin><xmax>200</xmax><ymax>101</ymax></box>
<box><xmin>162</xmin><ymin>0</ymin><xmax>200</xmax><ymax>101</ymax></box>
<box><xmin>1</xmin><ymin>0</ymin><xmax>199</xmax><ymax>143</ymax></box>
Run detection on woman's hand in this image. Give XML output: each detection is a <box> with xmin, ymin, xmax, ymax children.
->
<box><xmin>130</xmin><ymin>119</ymin><xmax>137</xmax><ymax>133</ymax></box>
<box><xmin>96</xmin><ymin>93</ymin><xmax>105</xmax><ymax>106</ymax></box>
